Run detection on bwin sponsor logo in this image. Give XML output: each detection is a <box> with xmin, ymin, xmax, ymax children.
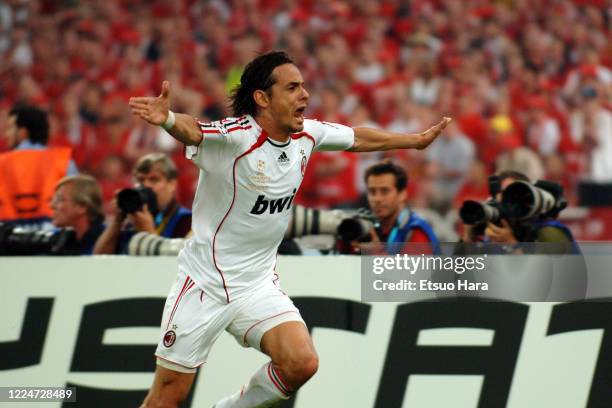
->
<box><xmin>250</xmin><ymin>189</ymin><xmax>297</xmax><ymax>214</ymax></box>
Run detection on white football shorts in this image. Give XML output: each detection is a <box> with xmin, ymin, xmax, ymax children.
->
<box><xmin>155</xmin><ymin>267</ymin><xmax>305</xmax><ymax>373</ymax></box>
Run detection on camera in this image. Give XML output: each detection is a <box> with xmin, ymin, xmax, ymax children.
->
<box><xmin>117</xmin><ymin>186</ymin><xmax>158</xmax><ymax>215</ymax></box>
<box><xmin>128</xmin><ymin>232</ymin><xmax>186</xmax><ymax>256</ymax></box>
<box><xmin>285</xmin><ymin>205</ymin><xmax>349</xmax><ymax>238</ymax></box>
<box><xmin>459</xmin><ymin>200</ymin><xmax>503</xmax><ymax>225</ymax></box>
<box><xmin>337</xmin><ymin>217</ymin><xmax>377</xmax><ymax>241</ymax></box>
<box><xmin>502</xmin><ymin>180</ymin><xmax>566</xmax><ymax>220</ymax></box>
<box><xmin>459</xmin><ymin>178</ymin><xmax>567</xmax><ymax>225</ymax></box>
<box><xmin>0</xmin><ymin>223</ymin><xmax>77</xmax><ymax>255</ymax></box>
<box><xmin>285</xmin><ymin>205</ymin><xmax>378</xmax><ymax>242</ymax></box>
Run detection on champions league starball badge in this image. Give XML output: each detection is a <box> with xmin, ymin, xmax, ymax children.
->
<box><xmin>163</xmin><ymin>330</ymin><xmax>176</xmax><ymax>347</ymax></box>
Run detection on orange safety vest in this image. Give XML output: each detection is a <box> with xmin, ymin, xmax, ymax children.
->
<box><xmin>0</xmin><ymin>147</ymin><xmax>72</xmax><ymax>221</ymax></box>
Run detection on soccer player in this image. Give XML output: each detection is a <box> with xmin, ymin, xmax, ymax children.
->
<box><xmin>128</xmin><ymin>51</ymin><xmax>450</xmax><ymax>408</ymax></box>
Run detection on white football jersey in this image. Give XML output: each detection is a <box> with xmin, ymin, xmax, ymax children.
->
<box><xmin>181</xmin><ymin>115</ymin><xmax>354</xmax><ymax>303</ymax></box>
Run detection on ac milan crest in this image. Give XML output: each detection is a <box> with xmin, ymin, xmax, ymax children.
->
<box><xmin>163</xmin><ymin>330</ymin><xmax>176</xmax><ymax>347</ymax></box>
<box><xmin>300</xmin><ymin>155</ymin><xmax>307</xmax><ymax>176</ymax></box>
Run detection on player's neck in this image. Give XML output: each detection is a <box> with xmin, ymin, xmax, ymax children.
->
<box><xmin>254</xmin><ymin>115</ymin><xmax>291</xmax><ymax>144</ymax></box>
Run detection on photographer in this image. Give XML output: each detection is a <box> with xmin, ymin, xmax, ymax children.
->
<box><xmin>363</xmin><ymin>161</ymin><xmax>439</xmax><ymax>254</ymax></box>
<box><xmin>0</xmin><ymin>105</ymin><xmax>78</xmax><ymax>229</ymax></box>
<box><xmin>0</xmin><ymin>175</ymin><xmax>104</xmax><ymax>255</ymax></box>
<box><xmin>460</xmin><ymin>170</ymin><xmax>576</xmax><ymax>253</ymax></box>
<box><xmin>93</xmin><ymin>153</ymin><xmax>191</xmax><ymax>254</ymax></box>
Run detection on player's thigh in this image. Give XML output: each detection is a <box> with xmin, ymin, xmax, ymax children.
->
<box><xmin>260</xmin><ymin>320</ymin><xmax>316</xmax><ymax>364</ymax></box>
<box><xmin>227</xmin><ymin>282</ymin><xmax>306</xmax><ymax>352</ymax></box>
<box><xmin>156</xmin><ymin>269</ymin><xmax>233</xmax><ymax>370</ymax></box>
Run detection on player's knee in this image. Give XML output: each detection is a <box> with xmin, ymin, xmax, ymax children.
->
<box><xmin>298</xmin><ymin>352</ymin><xmax>319</xmax><ymax>381</ymax></box>
<box><xmin>282</xmin><ymin>349</ymin><xmax>319</xmax><ymax>387</ymax></box>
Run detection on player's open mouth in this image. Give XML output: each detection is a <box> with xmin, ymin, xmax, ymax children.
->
<box><xmin>294</xmin><ymin>106</ymin><xmax>306</xmax><ymax>119</ymax></box>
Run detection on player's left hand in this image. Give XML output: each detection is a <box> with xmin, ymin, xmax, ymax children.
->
<box><xmin>485</xmin><ymin>219</ymin><xmax>518</xmax><ymax>244</ymax></box>
<box><xmin>130</xmin><ymin>204</ymin><xmax>156</xmax><ymax>233</ymax></box>
<box><xmin>416</xmin><ymin>117</ymin><xmax>452</xmax><ymax>150</ymax></box>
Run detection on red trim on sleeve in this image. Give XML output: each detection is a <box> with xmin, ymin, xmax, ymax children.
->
<box><xmin>226</xmin><ymin>125</ymin><xmax>252</xmax><ymax>132</ymax></box>
<box><xmin>291</xmin><ymin>131</ymin><xmax>316</xmax><ymax>147</ymax></box>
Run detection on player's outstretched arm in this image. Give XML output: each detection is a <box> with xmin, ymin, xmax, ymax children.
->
<box><xmin>128</xmin><ymin>81</ymin><xmax>203</xmax><ymax>146</ymax></box>
<box><xmin>349</xmin><ymin>117</ymin><xmax>451</xmax><ymax>152</ymax></box>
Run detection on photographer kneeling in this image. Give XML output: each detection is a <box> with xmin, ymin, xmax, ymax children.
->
<box><xmin>94</xmin><ymin>153</ymin><xmax>191</xmax><ymax>254</ymax></box>
<box><xmin>357</xmin><ymin>161</ymin><xmax>439</xmax><ymax>254</ymax></box>
<box><xmin>459</xmin><ymin>170</ymin><xmax>576</xmax><ymax>254</ymax></box>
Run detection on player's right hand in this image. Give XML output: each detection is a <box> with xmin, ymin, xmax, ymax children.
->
<box><xmin>128</xmin><ymin>81</ymin><xmax>171</xmax><ymax>126</ymax></box>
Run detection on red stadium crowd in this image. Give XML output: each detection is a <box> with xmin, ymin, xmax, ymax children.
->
<box><xmin>0</xmin><ymin>0</ymin><xmax>610</xmax><ymax>214</ymax></box>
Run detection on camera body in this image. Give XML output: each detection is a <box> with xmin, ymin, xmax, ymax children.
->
<box><xmin>117</xmin><ymin>186</ymin><xmax>158</xmax><ymax>215</ymax></box>
<box><xmin>0</xmin><ymin>223</ymin><xmax>77</xmax><ymax>255</ymax></box>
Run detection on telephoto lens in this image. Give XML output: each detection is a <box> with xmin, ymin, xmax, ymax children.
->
<box><xmin>337</xmin><ymin>217</ymin><xmax>375</xmax><ymax>241</ymax></box>
<box><xmin>502</xmin><ymin>181</ymin><xmax>557</xmax><ymax>220</ymax></box>
<box><xmin>459</xmin><ymin>200</ymin><xmax>502</xmax><ymax>225</ymax></box>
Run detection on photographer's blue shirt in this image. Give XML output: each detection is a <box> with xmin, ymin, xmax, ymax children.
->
<box><xmin>385</xmin><ymin>208</ymin><xmax>440</xmax><ymax>254</ymax></box>
<box><xmin>116</xmin><ymin>201</ymin><xmax>192</xmax><ymax>254</ymax></box>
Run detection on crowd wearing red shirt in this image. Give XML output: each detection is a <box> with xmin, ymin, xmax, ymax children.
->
<box><xmin>1</xmin><ymin>0</ymin><xmax>610</xmax><ymax>213</ymax></box>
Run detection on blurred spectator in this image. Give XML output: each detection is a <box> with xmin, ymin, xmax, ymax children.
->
<box><xmin>496</xmin><ymin>146</ymin><xmax>545</xmax><ymax>182</ymax></box>
<box><xmin>544</xmin><ymin>153</ymin><xmax>576</xmax><ymax>206</ymax></box>
<box><xmin>425</xmin><ymin>120</ymin><xmax>475</xmax><ymax>205</ymax></box>
<box><xmin>0</xmin><ymin>105</ymin><xmax>77</xmax><ymax>228</ymax></box>
<box><xmin>93</xmin><ymin>153</ymin><xmax>191</xmax><ymax>254</ymax></box>
<box><xmin>569</xmin><ymin>86</ymin><xmax>612</xmax><ymax>182</ymax></box>
<box><xmin>87</xmin><ymin>97</ymin><xmax>134</xmax><ymax>171</ymax></box>
<box><xmin>353</xmin><ymin>41</ymin><xmax>385</xmax><ymax>86</ymax></box>
<box><xmin>51</xmin><ymin>175</ymin><xmax>105</xmax><ymax>254</ymax></box>
<box><xmin>453</xmin><ymin>160</ymin><xmax>490</xmax><ymax>208</ymax></box>
<box><xmin>563</xmin><ymin>47</ymin><xmax>611</xmax><ymax>103</ymax></box>
<box><xmin>480</xmin><ymin>94</ymin><xmax>522</xmax><ymax>169</ymax></box>
<box><xmin>97</xmin><ymin>155</ymin><xmax>132</xmax><ymax>212</ymax></box>
<box><xmin>524</xmin><ymin>96</ymin><xmax>561</xmax><ymax>156</ymax></box>
<box><xmin>409</xmin><ymin>59</ymin><xmax>441</xmax><ymax>106</ymax></box>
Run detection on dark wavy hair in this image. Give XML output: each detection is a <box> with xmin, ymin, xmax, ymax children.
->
<box><xmin>364</xmin><ymin>160</ymin><xmax>408</xmax><ymax>192</ymax></box>
<box><xmin>230</xmin><ymin>51</ymin><xmax>295</xmax><ymax>117</ymax></box>
<box><xmin>9</xmin><ymin>105</ymin><xmax>49</xmax><ymax>145</ymax></box>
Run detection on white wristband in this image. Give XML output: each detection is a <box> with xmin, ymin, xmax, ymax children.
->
<box><xmin>161</xmin><ymin>110</ymin><xmax>176</xmax><ymax>130</ymax></box>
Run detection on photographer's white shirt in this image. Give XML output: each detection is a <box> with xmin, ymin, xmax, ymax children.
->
<box><xmin>181</xmin><ymin>115</ymin><xmax>354</xmax><ymax>303</ymax></box>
